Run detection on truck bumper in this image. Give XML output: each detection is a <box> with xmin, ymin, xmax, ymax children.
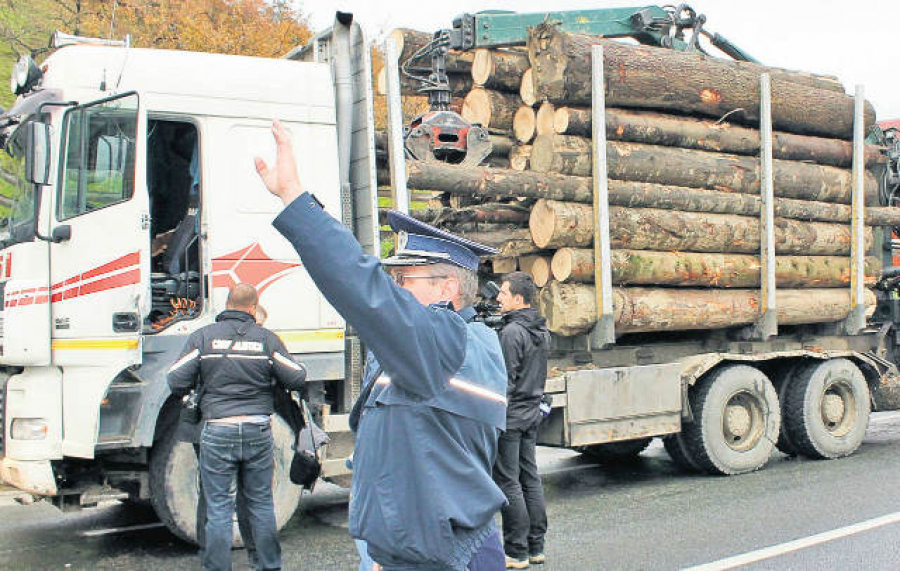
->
<box><xmin>0</xmin><ymin>457</ymin><xmax>57</xmax><ymax>496</ymax></box>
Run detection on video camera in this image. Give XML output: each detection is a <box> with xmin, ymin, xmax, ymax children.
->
<box><xmin>474</xmin><ymin>280</ymin><xmax>503</xmax><ymax>329</ymax></box>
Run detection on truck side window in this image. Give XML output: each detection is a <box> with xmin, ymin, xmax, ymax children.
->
<box><xmin>58</xmin><ymin>93</ymin><xmax>138</xmax><ymax>220</ymax></box>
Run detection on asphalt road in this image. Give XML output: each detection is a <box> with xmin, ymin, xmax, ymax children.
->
<box><xmin>3</xmin><ymin>412</ymin><xmax>900</xmax><ymax>570</ymax></box>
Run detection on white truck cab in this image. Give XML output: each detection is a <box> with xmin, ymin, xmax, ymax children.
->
<box><xmin>0</xmin><ymin>17</ymin><xmax>375</xmax><ymax>541</ymax></box>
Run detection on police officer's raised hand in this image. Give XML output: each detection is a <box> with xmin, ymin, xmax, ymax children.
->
<box><xmin>255</xmin><ymin>120</ymin><xmax>304</xmax><ymax>206</ymax></box>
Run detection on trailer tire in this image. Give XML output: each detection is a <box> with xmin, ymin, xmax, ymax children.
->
<box><xmin>577</xmin><ymin>438</ymin><xmax>652</xmax><ymax>461</ymax></box>
<box><xmin>772</xmin><ymin>362</ymin><xmax>803</xmax><ymax>456</ymax></box>
<box><xmin>663</xmin><ymin>433</ymin><xmax>700</xmax><ymax>472</ymax></box>
<box><xmin>782</xmin><ymin>359</ymin><xmax>870</xmax><ymax>460</ymax></box>
<box><xmin>683</xmin><ymin>364</ymin><xmax>780</xmax><ymax>475</ymax></box>
<box><xmin>149</xmin><ymin>415</ymin><xmax>302</xmax><ymax>545</ymax></box>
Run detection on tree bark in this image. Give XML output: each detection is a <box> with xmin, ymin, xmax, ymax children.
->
<box><xmin>551</xmin><ymin>247</ymin><xmax>881</xmax><ymax>287</ymax></box>
<box><xmin>472</xmin><ymin>48</ymin><xmax>530</xmax><ymax>92</ymax></box>
<box><xmin>536</xmin><ymin>102</ymin><xmax>556</xmax><ymax>136</ymax></box>
<box><xmin>455</xmin><ymin>228</ymin><xmax>532</xmax><ymax>249</ymax></box>
<box><xmin>513</xmin><ymin>105</ymin><xmax>536</xmax><ymax>143</ymax></box>
<box><xmin>396</xmin><ymin>161</ymin><xmax>900</xmax><ymax>226</ymax></box>
<box><xmin>552</xmin><ymin>106</ymin><xmax>883</xmax><ymax>168</ymax></box>
<box><xmin>529</xmin><ymin>136</ymin><xmax>879</xmax><ymax>205</ymax></box>
<box><xmin>520</xmin><ymin>68</ymin><xmax>538</xmax><ymax>107</ymax></box>
<box><xmin>539</xmin><ymin>281</ymin><xmax>877</xmax><ymax>336</ymax></box>
<box><xmin>375</xmin><ymin>67</ymin><xmax>473</xmax><ymax>97</ymax></box>
<box><xmin>387</xmin><ymin>28</ymin><xmax>474</xmax><ymax>73</ymax></box>
<box><xmin>526</xmin><ymin>24</ymin><xmax>875</xmax><ymax>139</ymax></box>
<box><xmin>433</xmin><ymin>203</ymin><xmax>530</xmax><ymax>225</ymax></box>
<box><xmin>509</xmin><ymin>145</ymin><xmax>533</xmax><ymax>171</ymax></box>
<box><xmin>462</xmin><ymin>88</ymin><xmax>522</xmax><ymax>132</ymax></box>
<box><xmin>529</xmin><ymin>199</ymin><xmax>873</xmax><ymax>255</ymax></box>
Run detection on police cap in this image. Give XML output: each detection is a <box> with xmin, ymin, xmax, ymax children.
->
<box><xmin>382</xmin><ymin>210</ymin><xmax>498</xmax><ymax>272</ymax></box>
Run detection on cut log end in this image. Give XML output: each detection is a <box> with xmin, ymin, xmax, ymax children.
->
<box><xmin>529</xmin><ymin>199</ymin><xmax>556</xmax><ymax>249</ymax></box>
<box><xmin>472</xmin><ymin>49</ymin><xmax>494</xmax><ymax>86</ymax></box>
<box><xmin>551</xmin><ymin>248</ymin><xmax>574</xmax><ymax>282</ymax></box>
<box><xmin>536</xmin><ymin>102</ymin><xmax>556</xmax><ymax>136</ymax></box>
<box><xmin>514</xmin><ymin>106</ymin><xmax>536</xmax><ymax>143</ymax></box>
<box><xmin>509</xmin><ymin>144</ymin><xmax>532</xmax><ymax>171</ymax></box>
<box><xmin>521</xmin><ymin>68</ymin><xmax>537</xmax><ymax>107</ymax></box>
<box><xmin>553</xmin><ymin>107</ymin><xmax>570</xmax><ymax>134</ymax></box>
<box><xmin>530</xmin><ymin>256</ymin><xmax>552</xmax><ymax>287</ymax></box>
<box><xmin>462</xmin><ymin>88</ymin><xmax>492</xmax><ymax>127</ymax></box>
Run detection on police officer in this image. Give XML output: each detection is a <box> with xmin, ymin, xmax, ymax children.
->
<box><xmin>255</xmin><ymin>121</ymin><xmax>508</xmax><ymax>571</ymax></box>
<box><xmin>167</xmin><ymin>283</ymin><xmax>307</xmax><ymax>571</ymax></box>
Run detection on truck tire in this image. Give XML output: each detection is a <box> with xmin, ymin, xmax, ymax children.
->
<box><xmin>663</xmin><ymin>433</ymin><xmax>700</xmax><ymax>472</ymax></box>
<box><xmin>772</xmin><ymin>362</ymin><xmax>803</xmax><ymax>456</ymax></box>
<box><xmin>683</xmin><ymin>364</ymin><xmax>780</xmax><ymax>475</ymax></box>
<box><xmin>577</xmin><ymin>438</ymin><xmax>652</xmax><ymax>461</ymax></box>
<box><xmin>149</xmin><ymin>415</ymin><xmax>303</xmax><ymax>545</ymax></box>
<box><xmin>782</xmin><ymin>359</ymin><xmax>870</xmax><ymax>459</ymax></box>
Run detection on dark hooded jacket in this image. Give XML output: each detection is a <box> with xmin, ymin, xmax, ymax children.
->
<box><xmin>499</xmin><ymin>307</ymin><xmax>551</xmax><ymax>430</ymax></box>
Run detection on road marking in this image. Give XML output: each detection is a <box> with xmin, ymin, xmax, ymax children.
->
<box><xmin>683</xmin><ymin>511</ymin><xmax>900</xmax><ymax>570</ymax></box>
<box><xmin>80</xmin><ymin>522</ymin><xmax>165</xmax><ymax>537</ymax></box>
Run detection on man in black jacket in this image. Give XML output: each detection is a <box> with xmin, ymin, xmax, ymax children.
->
<box><xmin>168</xmin><ymin>284</ymin><xmax>306</xmax><ymax>571</ymax></box>
<box><xmin>494</xmin><ymin>272</ymin><xmax>551</xmax><ymax>569</ymax></box>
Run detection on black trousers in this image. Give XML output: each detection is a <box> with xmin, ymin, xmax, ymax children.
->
<box><xmin>492</xmin><ymin>421</ymin><xmax>548</xmax><ymax>559</ymax></box>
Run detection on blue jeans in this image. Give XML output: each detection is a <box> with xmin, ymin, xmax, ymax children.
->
<box><xmin>199</xmin><ymin>422</ymin><xmax>280</xmax><ymax>571</ymax></box>
<box><xmin>193</xmin><ymin>444</ymin><xmax>257</xmax><ymax>568</ymax></box>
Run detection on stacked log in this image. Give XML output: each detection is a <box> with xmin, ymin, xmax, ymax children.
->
<box><xmin>376</xmin><ymin>27</ymin><xmax>894</xmax><ymax>337</ymax></box>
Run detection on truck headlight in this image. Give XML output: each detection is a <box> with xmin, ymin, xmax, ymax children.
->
<box><xmin>10</xmin><ymin>418</ymin><xmax>48</xmax><ymax>440</ymax></box>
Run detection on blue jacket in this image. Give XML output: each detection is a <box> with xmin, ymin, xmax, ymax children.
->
<box><xmin>273</xmin><ymin>194</ymin><xmax>508</xmax><ymax>570</ymax></box>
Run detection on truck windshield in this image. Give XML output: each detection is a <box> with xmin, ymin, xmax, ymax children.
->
<box><xmin>1</xmin><ymin>123</ymin><xmax>36</xmax><ymax>246</ymax></box>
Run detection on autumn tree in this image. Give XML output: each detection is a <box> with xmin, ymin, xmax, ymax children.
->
<box><xmin>0</xmin><ymin>0</ymin><xmax>311</xmax><ymax>214</ymax></box>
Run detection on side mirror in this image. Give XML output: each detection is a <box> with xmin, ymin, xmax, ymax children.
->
<box><xmin>24</xmin><ymin>122</ymin><xmax>51</xmax><ymax>186</ymax></box>
<box><xmin>51</xmin><ymin>225</ymin><xmax>71</xmax><ymax>242</ymax></box>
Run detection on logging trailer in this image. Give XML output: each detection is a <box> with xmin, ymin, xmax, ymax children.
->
<box><xmin>1</xmin><ymin>6</ymin><xmax>900</xmax><ymax>544</ymax></box>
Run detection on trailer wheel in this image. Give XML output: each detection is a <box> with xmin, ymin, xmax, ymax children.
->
<box><xmin>683</xmin><ymin>364</ymin><xmax>780</xmax><ymax>475</ymax></box>
<box><xmin>149</xmin><ymin>415</ymin><xmax>303</xmax><ymax>545</ymax></box>
<box><xmin>663</xmin><ymin>433</ymin><xmax>700</xmax><ymax>472</ymax></box>
<box><xmin>783</xmin><ymin>359</ymin><xmax>870</xmax><ymax>459</ymax></box>
<box><xmin>577</xmin><ymin>438</ymin><xmax>652</xmax><ymax>461</ymax></box>
<box><xmin>772</xmin><ymin>362</ymin><xmax>803</xmax><ymax>456</ymax></box>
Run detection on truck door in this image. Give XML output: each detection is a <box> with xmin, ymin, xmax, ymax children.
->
<box><xmin>49</xmin><ymin>92</ymin><xmax>148</xmax><ymax>367</ymax></box>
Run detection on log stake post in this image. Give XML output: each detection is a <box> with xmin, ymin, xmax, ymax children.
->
<box><xmin>844</xmin><ymin>84</ymin><xmax>868</xmax><ymax>334</ymax></box>
<box><xmin>589</xmin><ymin>45</ymin><xmax>615</xmax><ymax>349</ymax></box>
<box><xmin>384</xmin><ymin>38</ymin><xmax>410</xmax><ymax>234</ymax></box>
<box><xmin>748</xmin><ymin>73</ymin><xmax>778</xmax><ymax>340</ymax></box>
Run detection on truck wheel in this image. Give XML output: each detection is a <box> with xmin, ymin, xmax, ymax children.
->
<box><xmin>577</xmin><ymin>438</ymin><xmax>652</xmax><ymax>461</ymax></box>
<box><xmin>772</xmin><ymin>362</ymin><xmax>802</xmax><ymax>456</ymax></box>
<box><xmin>663</xmin><ymin>433</ymin><xmax>700</xmax><ymax>472</ymax></box>
<box><xmin>782</xmin><ymin>359</ymin><xmax>870</xmax><ymax>459</ymax></box>
<box><xmin>683</xmin><ymin>364</ymin><xmax>780</xmax><ymax>475</ymax></box>
<box><xmin>149</xmin><ymin>415</ymin><xmax>303</xmax><ymax>545</ymax></box>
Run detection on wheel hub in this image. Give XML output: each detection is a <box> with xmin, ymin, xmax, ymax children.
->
<box><xmin>822</xmin><ymin>393</ymin><xmax>845</xmax><ymax>426</ymax></box>
<box><xmin>722</xmin><ymin>391</ymin><xmax>765</xmax><ymax>452</ymax></box>
<box><xmin>725</xmin><ymin>405</ymin><xmax>752</xmax><ymax>439</ymax></box>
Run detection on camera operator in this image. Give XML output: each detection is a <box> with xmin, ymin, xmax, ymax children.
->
<box><xmin>494</xmin><ymin>272</ymin><xmax>551</xmax><ymax>569</ymax></box>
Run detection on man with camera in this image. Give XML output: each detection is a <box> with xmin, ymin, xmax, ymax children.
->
<box><xmin>168</xmin><ymin>284</ymin><xmax>307</xmax><ymax>571</ymax></box>
<box><xmin>255</xmin><ymin>121</ymin><xmax>508</xmax><ymax>570</ymax></box>
<box><xmin>494</xmin><ymin>272</ymin><xmax>551</xmax><ymax>569</ymax></box>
